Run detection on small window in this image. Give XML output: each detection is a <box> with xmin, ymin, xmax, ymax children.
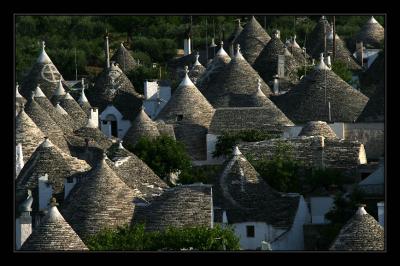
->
<box><xmin>176</xmin><ymin>114</ymin><xmax>183</xmax><ymax>121</ymax></box>
<box><xmin>246</xmin><ymin>225</ymin><xmax>255</xmax><ymax>238</ymax></box>
<box><xmin>67</xmin><ymin>177</ymin><xmax>74</xmax><ymax>183</ymax></box>
<box><xmin>102</xmin><ymin>120</ymin><xmax>107</xmax><ymax>125</ymax></box>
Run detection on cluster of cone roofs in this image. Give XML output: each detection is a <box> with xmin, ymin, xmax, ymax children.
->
<box><xmin>15</xmin><ymin>15</ymin><xmax>384</xmax><ymax>251</ymax></box>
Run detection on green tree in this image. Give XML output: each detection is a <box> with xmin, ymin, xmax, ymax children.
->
<box><xmin>331</xmin><ymin>59</ymin><xmax>353</xmax><ymax>83</ymax></box>
<box><xmin>86</xmin><ymin>224</ymin><xmax>240</xmax><ymax>251</ymax></box>
<box><xmin>127</xmin><ymin>135</ymin><xmax>192</xmax><ymax>180</ymax></box>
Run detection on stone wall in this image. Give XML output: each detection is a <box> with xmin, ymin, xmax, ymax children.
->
<box><xmin>344</xmin><ymin>122</ymin><xmax>384</xmax><ymax>160</ymax></box>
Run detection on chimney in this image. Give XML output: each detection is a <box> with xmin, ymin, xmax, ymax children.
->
<box><xmin>356</xmin><ymin>41</ymin><xmax>364</xmax><ymax>67</ymax></box>
<box><xmin>105</xmin><ymin>34</ymin><xmax>110</xmax><ymax>68</ymax></box>
<box><xmin>325</xmin><ymin>55</ymin><xmax>332</xmax><ymax>69</ymax></box>
<box><xmin>184</xmin><ymin>37</ymin><xmax>191</xmax><ymax>56</ymax></box>
<box><xmin>222</xmin><ymin>210</ymin><xmax>228</xmax><ymax>224</ymax></box>
<box><xmin>273</xmin><ymin>75</ymin><xmax>280</xmax><ymax>95</ymax></box>
<box><xmin>89</xmin><ymin>108</ymin><xmax>99</xmax><ymax>128</ymax></box>
<box><xmin>15</xmin><ymin>190</ymin><xmax>33</xmax><ymax>250</ymax></box>
<box><xmin>16</xmin><ymin>143</ymin><xmax>24</xmax><ymax>177</ymax></box>
<box><xmin>377</xmin><ymin>202</ymin><xmax>384</xmax><ymax>227</ymax></box>
<box><xmin>277</xmin><ymin>55</ymin><xmax>285</xmax><ymax>77</ymax></box>
<box><xmin>38</xmin><ymin>174</ymin><xmax>53</xmax><ymax>211</ymax></box>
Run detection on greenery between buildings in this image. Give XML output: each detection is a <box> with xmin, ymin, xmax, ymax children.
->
<box><xmin>86</xmin><ymin>224</ymin><xmax>240</xmax><ymax>251</ymax></box>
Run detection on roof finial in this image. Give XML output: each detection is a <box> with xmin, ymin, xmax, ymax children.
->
<box><xmin>16</xmin><ymin>84</ymin><xmax>22</xmax><ymax>98</ymax></box>
<box><xmin>184</xmin><ymin>65</ymin><xmax>189</xmax><ymax>74</ymax></box>
<box><xmin>194</xmin><ymin>52</ymin><xmax>201</xmax><ymax>66</ymax></box>
<box><xmin>49</xmin><ymin>197</ymin><xmax>59</xmax><ymax>207</ymax></box>
<box><xmin>317</xmin><ymin>53</ymin><xmax>330</xmax><ymax>70</ymax></box>
<box><xmin>237</xmin><ymin>19</ymin><xmax>241</xmax><ymax>27</ymax></box>
<box><xmin>118</xmin><ymin>139</ymin><xmax>124</xmax><ymax>149</ymax></box>
<box><xmin>103</xmin><ymin>152</ymin><xmax>108</xmax><ymax>160</ymax></box>
<box><xmin>42</xmin><ymin>41</ymin><xmax>46</xmax><ymax>51</ymax></box>
<box><xmin>178</xmin><ymin>65</ymin><xmax>195</xmax><ymax>87</ymax></box>
<box><xmin>30</xmin><ymin>91</ymin><xmax>35</xmax><ymax>100</ymax></box>
<box><xmin>356</xmin><ymin>204</ymin><xmax>367</xmax><ymax>215</ymax></box>
<box><xmin>234</xmin><ymin>44</ymin><xmax>245</xmax><ymax>60</ymax></box>
<box><xmin>233</xmin><ymin>146</ymin><xmax>242</xmax><ymax>156</ymax></box>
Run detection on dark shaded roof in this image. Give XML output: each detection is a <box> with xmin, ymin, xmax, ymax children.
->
<box><xmin>356</xmin><ymin>83</ymin><xmax>384</xmax><ymax>122</ymax></box>
<box><xmin>360</xmin><ymin>52</ymin><xmax>384</xmax><ymax>98</ymax></box>
<box><xmin>211</xmin><ymin>147</ymin><xmax>299</xmax><ymax>229</ymax></box>
<box><xmin>34</xmin><ymin>87</ymin><xmax>78</xmax><ymax>134</ymax></box>
<box><xmin>208</xmin><ymin>107</ymin><xmax>294</xmax><ymax>135</ymax></box>
<box><xmin>16</xmin><ymin>138</ymin><xmax>91</xmax><ymax>200</ymax></box>
<box><xmin>285</xmin><ymin>36</ymin><xmax>312</xmax><ymax>64</ymax></box>
<box><xmin>50</xmin><ymin>80</ymin><xmax>67</xmax><ymax>106</ymax></box>
<box><xmin>73</xmin><ymin>122</ymin><xmax>114</xmax><ymax>151</ymax></box>
<box><xmin>23</xmin><ymin>95</ymin><xmax>71</xmax><ymax>154</ymax></box>
<box><xmin>196</xmin><ymin>44</ymin><xmax>231</xmax><ymax>91</ymax></box>
<box><xmin>188</xmin><ymin>57</ymin><xmax>206</xmax><ymax>85</ymax></box>
<box><xmin>123</xmin><ymin>107</ymin><xmax>160</xmax><ymax>147</ymax></box>
<box><xmin>21</xmin><ymin>201</ymin><xmax>88</xmax><ymax>251</ymax></box>
<box><xmin>155</xmin><ymin>120</ymin><xmax>176</xmax><ymax>140</ymax></box>
<box><xmin>253</xmin><ymin>33</ymin><xmax>300</xmax><ymax>85</ymax></box>
<box><xmin>330</xmin><ymin>206</ymin><xmax>384</xmax><ymax>251</ymax></box>
<box><xmin>88</xmin><ymin>63</ymin><xmax>143</xmax><ymax>120</ymax></box>
<box><xmin>358</xmin><ymin>162</ymin><xmax>384</xmax><ymax>196</ymax></box>
<box><xmin>64</xmin><ymin>134</ymin><xmax>105</xmax><ymax>168</ymax></box>
<box><xmin>15</xmin><ymin>108</ymin><xmax>46</xmax><ymax>163</ymax></box>
<box><xmin>239</xmin><ymin>137</ymin><xmax>367</xmax><ymax>170</ymax></box>
<box><xmin>226</xmin><ymin>19</ymin><xmax>244</xmax><ymax>45</ymax></box>
<box><xmin>106</xmin><ymin>141</ymin><xmax>169</xmax><ymax>201</ymax></box>
<box><xmin>59</xmin><ymin>92</ymin><xmax>88</xmax><ymax>129</ymax></box>
<box><xmin>298</xmin><ymin>121</ymin><xmax>338</xmax><ymax>140</ymax></box>
<box><xmin>61</xmin><ymin>156</ymin><xmax>138</xmax><ymax>239</ymax></box>
<box><xmin>355</xmin><ymin>16</ymin><xmax>384</xmax><ymax>49</ymax></box>
<box><xmin>54</xmin><ymin>102</ymin><xmax>81</xmax><ymax>131</ymax></box>
<box><xmin>272</xmin><ymin>58</ymin><xmax>369</xmax><ymax>123</ymax></box>
<box><xmin>305</xmin><ymin>16</ymin><xmax>332</xmax><ymax>59</ymax></box>
<box><xmin>167</xmin><ymin>53</ymin><xmax>197</xmax><ymax>82</ymax></box>
<box><xmin>316</xmin><ymin>31</ymin><xmax>362</xmax><ymax>72</ymax></box>
<box><xmin>155</xmin><ymin>70</ymin><xmax>215</xmax><ymax>160</ymax></box>
<box><xmin>233</xmin><ymin>16</ymin><xmax>271</xmax><ymax>65</ymax></box>
<box><xmin>110</xmin><ymin>43</ymin><xmax>139</xmax><ymax>73</ymax></box>
<box><xmin>20</xmin><ymin>43</ymin><xmax>64</xmax><ymax>99</ymax></box>
<box><xmin>203</xmin><ymin>47</ymin><xmax>273</xmax><ymax>108</ymax></box>
<box><xmin>132</xmin><ymin>184</ymin><xmax>213</xmax><ymax>231</ymax></box>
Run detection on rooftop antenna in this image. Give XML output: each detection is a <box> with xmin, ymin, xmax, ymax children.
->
<box><xmin>205</xmin><ymin>17</ymin><xmax>208</xmax><ymax>62</ymax></box>
<box><xmin>74</xmin><ymin>47</ymin><xmax>78</xmax><ymax>81</ymax></box>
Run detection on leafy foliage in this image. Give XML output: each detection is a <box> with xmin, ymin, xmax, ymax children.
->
<box><xmin>331</xmin><ymin>60</ymin><xmax>353</xmax><ymax>83</ymax></box>
<box><xmin>86</xmin><ymin>224</ymin><xmax>240</xmax><ymax>251</ymax></box>
<box><xmin>127</xmin><ymin>135</ymin><xmax>192</xmax><ymax>180</ymax></box>
<box><xmin>177</xmin><ymin>165</ymin><xmax>223</xmax><ymax>185</ymax></box>
<box><xmin>213</xmin><ymin>130</ymin><xmax>280</xmax><ymax>158</ymax></box>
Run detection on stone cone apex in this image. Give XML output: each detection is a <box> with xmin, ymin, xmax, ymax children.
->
<box><xmin>368</xmin><ymin>16</ymin><xmax>379</xmax><ymax>24</ymax></box>
<box><xmin>64</xmin><ymin>92</ymin><xmax>74</xmax><ymax>100</ymax></box>
<box><xmin>179</xmin><ymin>66</ymin><xmax>195</xmax><ymax>87</ymax></box>
<box><xmin>41</xmin><ymin>137</ymin><xmax>53</xmax><ymax>148</ymax></box>
<box><xmin>194</xmin><ymin>53</ymin><xmax>202</xmax><ymax>66</ymax></box>
<box><xmin>79</xmin><ymin>88</ymin><xmax>88</xmax><ymax>104</ymax></box>
<box><xmin>54</xmin><ymin>80</ymin><xmax>66</xmax><ymax>96</ymax></box>
<box><xmin>234</xmin><ymin>44</ymin><xmax>245</xmax><ymax>60</ymax></box>
<box><xmin>233</xmin><ymin>146</ymin><xmax>242</xmax><ymax>156</ymax></box>
<box><xmin>255</xmin><ymin>78</ymin><xmax>266</xmax><ymax>97</ymax></box>
<box><xmin>55</xmin><ymin>102</ymin><xmax>69</xmax><ymax>115</ymax></box>
<box><xmin>118</xmin><ymin>140</ymin><xmax>124</xmax><ymax>149</ymax></box>
<box><xmin>216</xmin><ymin>41</ymin><xmax>229</xmax><ymax>57</ymax></box>
<box><xmin>356</xmin><ymin>204</ymin><xmax>368</xmax><ymax>216</ymax></box>
<box><xmin>16</xmin><ymin>84</ymin><xmax>23</xmax><ymax>98</ymax></box>
<box><xmin>292</xmin><ymin>35</ymin><xmax>301</xmax><ymax>49</ymax></box>
<box><xmin>316</xmin><ymin>53</ymin><xmax>330</xmax><ymax>70</ymax></box>
<box><xmin>36</xmin><ymin>41</ymin><xmax>52</xmax><ymax>64</ymax></box>
<box><xmin>34</xmin><ymin>86</ymin><xmax>46</xmax><ymax>98</ymax></box>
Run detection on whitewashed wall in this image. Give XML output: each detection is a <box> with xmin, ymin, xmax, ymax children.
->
<box><xmin>100</xmin><ymin>105</ymin><xmax>131</xmax><ymax>139</ymax></box>
<box><xmin>38</xmin><ymin>175</ymin><xmax>53</xmax><ymax>211</ymax></box>
<box><xmin>310</xmin><ymin>196</ymin><xmax>334</xmax><ymax>224</ymax></box>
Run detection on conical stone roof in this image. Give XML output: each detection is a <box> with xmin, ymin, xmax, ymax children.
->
<box><xmin>203</xmin><ymin>45</ymin><xmax>273</xmax><ymax>108</ymax></box>
<box><xmin>54</xmin><ymin>102</ymin><xmax>80</xmax><ymax>131</ymax></box>
<box><xmin>110</xmin><ymin>42</ymin><xmax>138</xmax><ymax>73</ymax></box>
<box><xmin>196</xmin><ymin>42</ymin><xmax>231</xmax><ymax>91</ymax></box>
<box><xmin>272</xmin><ymin>54</ymin><xmax>369</xmax><ymax>123</ymax></box>
<box><xmin>24</xmin><ymin>95</ymin><xmax>71</xmax><ymax>154</ymax></box>
<box><xmin>16</xmin><ymin>138</ymin><xmax>91</xmax><ymax>201</ymax></box>
<box><xmin>15</xmin><ymin>108</ymin><xmax>46</xmax><ymax>163</ymax></box>
<box><xmin>78</xmin><ymin>87</ymin><xmax>92</xmax><ymax>116</ymax></box>
<box><xmin>225</xmin><ymin>19</ymin><xmax>244</xmax><ymax>54</ymax></box>
<box><xmin>59</xmin><ymin>92</ymin><xmax>88</xmax><ymax>129</ymax></box>
<box><xmin>106</xmin><ymin>141</ymin><xmax>168</xmax><ymax>201</ymax></box>
<box><xmin>61</xmin><ymin>156</ymin><xmax>138</xmax><ymax>239</ymax></box>
<box><xmin>233</xmin><ymin>16</ymin><xmax>271</xmax><ymax>65</ymax></box>
<box><xmin>89</xmin><ymin>63</ymin><xmax>143</xmax><ymax>120</ymax></box>
<box><xmin>305</xmin><ymin>16</ymin><xmax>332</xmax><ymax>59</ymax></box>
<box><xmin>355</xmin><ymin>16</ymin><xmax>384</xmax><ymax>48</ymax></box>
<box><xmin>330</xmin><ymin>205</ymin><xmax>384</xmax><ymax>251</ymax></box>
<box><xmin>21</xmin><ymin>199</ymin><xmax>88</xmax><ymax>251</ymax></box>
<box><xmin>34</xmin><ymin>86</ymin><xmax>76</xmax><ymax>134</ymax></box>
<box><xmin>188</xmin><ymin>53</ymin><xmax>206</xmax><ymax>85</ymax></box>
<box><xmin>123</xmin><ymin>107</ymin><xmax>160</xmax><ymax>148</ymax></box>
<box><xmin>73</xmin><ymin>119</ymin><xmax>113</xmax><ymax>151</ymax></box>
<box><xmin>253</xmin><ymin>32</ymin><xmax>300</xmax><ymax>86</ymax></box>
<box><xmin>286</xmin><ymin>35</ymin><xmax>311</xmax><ymax>65</ymax></box>
<box><xmin>50</xmin><ymin>80</ymin><xmax>66</xmax><ymax>106</ymax></box>
<box><xmin>20</xmin><ymin>41</ymin><xmax>64</xmax><ymax>99</ymax></box>
<box><xmin>156</xmin><ymin>67</ymin><xmax>215</xmax><ymax>160</ymax></box>
<box><xmin>213</xmin><ymin>146</ymin><xmax>299</xmax><ymax>228</ymax></box>
<box><xmin>299</xmin><ymin>121</ymin><xmax>338</xmax><ymax>139</ymax></box>
<box><xmin>357</xmin><ymin>83</ymin><xmax>384</xmax><ymax>122</ymax></box>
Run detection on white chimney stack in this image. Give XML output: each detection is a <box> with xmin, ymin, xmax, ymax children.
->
<box><xmin>105</xmin><ymin>35</ymin><xmax>110</xmax><ymax>68</ymax></box>
<box><xmin>273</xmin><ymin>76</ymin><xmax>279</xmax><ymax>95</ymax></box>
<box><xmin>184</xmin><ymin>37</ymin><xmax>191</xmax><ymax>56</ymax></box>
<box><xmin>38</xmin><ymin>174</ymin><xmax>53</xmax><ymax>211</ymax></box>
<box><xmin>16</xmin><ymin>143</ymin><xmax>24</xmax><ymax>177</ymax></box>
<box><xmin>89</xmin><ymin>108</ymin><xmax>99</xmax><ymax>128</ymax></box>
<box><xmin>15</xmin><ymin>190</ymin><xmax>33</xmax><ymax>250</ymax></box>
<box><xmin>377</xmin><ymin>202</ymin><xmax>384</xmax><ymax>227</ymax></box>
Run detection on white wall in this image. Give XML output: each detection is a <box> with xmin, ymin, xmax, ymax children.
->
<box><xmin>233</xmin><ymin>222</ymin><xmax>286</xmax><ymax>250</ymax></box>
<box><xmin>15</xmin><ymin>213</ymin><xmax>32</xmax><ymax>250</ymax></box>
<box><xmin>184</xmin><ymin>38</ymin><xmax>191</xmax><ymax>56</ymax></box>
<box><xmin>38</xmin><ymin>174</ymin><xmax>53</xmax><ymax>211</ymax></box>
<box><xmin>377</xmin><ymin>202</ymin><xmax>384</xmax><ymax>227</ymax></box>
<box><xmin>100</xmin><ymin>105</ymin><xmax>132</xmax><ymax>139</ymax></box>
<box><xmin>16</xmin><ymin>143</ymin><xmax>24</xmax><ymax>177</ymax></box>
<box><xmin>272</xmin><ymin>196</ymin><xmax>311</xmax><ymax>250</ymax></box>
<box><xmin>144</xmin><ymin>81</ymin><xmax>158</xmax><ymax>99</ymax></box>
<box><xmin>329</xmin><ymin>122</ymin><xmax>345</xmax><ymax>139</ymax></box>
<box><xmin>310</xmin><ymin>196</ymin><xmax>334</xmax><ymax>224</ymax></box>
<box><xmin>283</xmin><ymin>125</ymin><xmax>303</xmax><ymax>139</ymax></box>
<box><xmin>143</xmin><ymin>84</ymin><xmax>171</xmax><ymax>119</ymax></box>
